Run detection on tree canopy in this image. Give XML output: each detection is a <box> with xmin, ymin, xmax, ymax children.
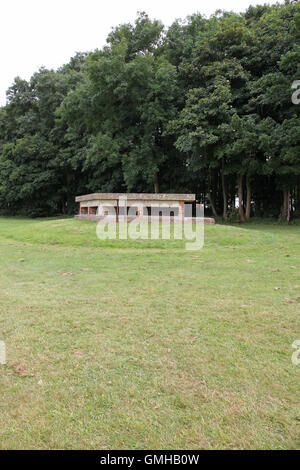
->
<box><xmin>0</xmin><ymin>2</ymin><xmax>299</xmax><ymax>220</ymax></box>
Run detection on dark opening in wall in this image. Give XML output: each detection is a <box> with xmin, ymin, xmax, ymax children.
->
<box><xmin>89</xmin><ymin>206</ymin><xmax>98</xmax><ymax>215</ymax></box>
<box><xmin>143</xmin><ymin>207</ymin><xmax>179</xmax><ymax>217</ymax></box>
<box><xmin>118</xmin><ymin>206</ymin><xmax>138</xmax><ymax>216</ymax></box>
<box><xmin>102</xmin><ymin>207</ymin><xmax>116</xmax><ymax>216</ymax></box>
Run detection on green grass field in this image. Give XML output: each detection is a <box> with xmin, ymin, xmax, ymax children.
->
<box><xmin>0</xmin><ymin>216</ymin><xmax>299</xmax><ymax>449</ymax></box>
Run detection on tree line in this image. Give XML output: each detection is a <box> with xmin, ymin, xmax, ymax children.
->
<box><xmin>0</xmin><ymin>1</ymin><xmax>299</xmax><ymax>221</ymax></box>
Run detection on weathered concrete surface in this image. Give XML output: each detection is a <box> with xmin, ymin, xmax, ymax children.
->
<box><xmin>75</xmin><ymin>214</ymin><xmax>215</xmax><ymax>224</ymax></box>
<box><xmin>75</xmin><ymin>193</ymin><xmax>195</xmax><ymax>202</ymax></box>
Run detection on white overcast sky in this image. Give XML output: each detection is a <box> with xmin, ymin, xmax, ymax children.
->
<box><xmin>0</xmin><ymin>0</ymin><xmax>283</xmax><ymax>105</ymax></box>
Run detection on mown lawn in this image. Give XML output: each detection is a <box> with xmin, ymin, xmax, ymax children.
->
<box><xmin>0</xmin><ymin>216</ymin><xmax>299</xmax><ymax>449</ymax></box>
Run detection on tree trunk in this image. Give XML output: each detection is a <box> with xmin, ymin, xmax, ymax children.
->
<box><xmin>154</xmin><ymin>172</ymin><xmax>159</xmax><ymax>194</ymax></box>
<box><xmin>208</xmin><ymin>169</ymin><xmax>219</xmax><ymax>217</ymax></box>
<box><xmin>282</xmin><ymin>189</ymin><xmax>289</xmax><ymax>221</ymax></box>
<box><xmin>296</xmin><ymin>178</ymin><xmax>300</xmax><ymax>217</ymax></box>
<box><xmin>208</xmin><ymin>191</ymin><xmax>219</xmax><ymax>218</ymax></box>
<box><xmin>221</xmin><ymin>158</ymin><xmax>227</xmax><ymax>220</ymax></box>
<box><xmin>238</xmin><ymin>174</ymin><xmax>246</xmax><ymax>223</ymax></box>
<box><xmin>245</xmin><ymin>175</ymin><xmax>251</xmax><ymax>221</ymax></box>
<box><xmin>287</xmin><ymin>189</ymin><xmax>291</xmax><ymax>222</ymax></box>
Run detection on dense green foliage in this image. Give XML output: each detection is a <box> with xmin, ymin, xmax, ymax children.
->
<box><xmin>0</xmin><ymin>2</ymin><xmax>299</xmax><ymax>219</ymax></box>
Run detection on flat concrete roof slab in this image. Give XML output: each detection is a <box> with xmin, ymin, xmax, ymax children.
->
<box><xmin>75</xmin><ymin>193</ymin><xmax>195</xmax><ymax>202</ymax></box>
